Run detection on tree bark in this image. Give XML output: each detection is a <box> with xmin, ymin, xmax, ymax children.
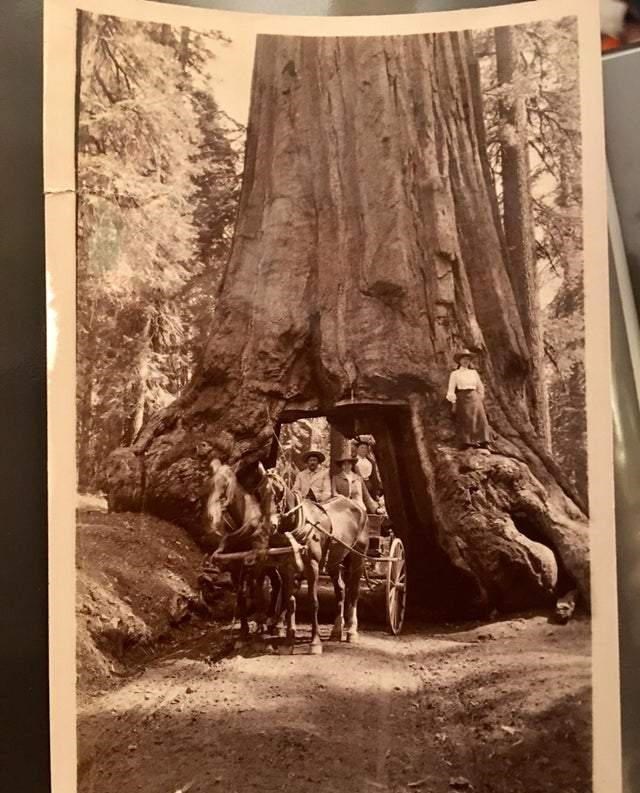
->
<box><xmin>495</xmin><ymin>26</ymin><xmax>550</xmax><ymax>447</ymax></box>
<box><xmin>106</xmin><ymin>32</ymin><xmax>589</xmax><ymax>617</ymax></box>
<box><xmin>329</xmin><ymin>426</ymin><xmax>352</xmax><ymax>475</ymax></box>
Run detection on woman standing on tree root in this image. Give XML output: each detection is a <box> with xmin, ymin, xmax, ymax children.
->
<box><xmin>446</xmin><ymin>349</ymin><xmax>492</xmax><ymax>450</ymax></box>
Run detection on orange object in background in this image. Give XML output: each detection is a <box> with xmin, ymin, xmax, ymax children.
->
<box><xmin>602</xmin><ymin>33</ymin><xmax>623</xmax><ymax>50</ymax></box>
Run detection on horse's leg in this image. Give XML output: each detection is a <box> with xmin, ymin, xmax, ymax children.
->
<box><xmin>235</xmin><ymin>566</ymin><xmax>250</xmax><ymax>647</ymax></box>
<box><xmin>266</xmin><ymin>568</ymin><xmax>285</xmax><ymax>637</ymax></box>
<box><xmin>327</xmin><ymin>549</ymin><xmax>346</xmax><ymax>642</ymax></box>
<box><xmin>284</xmin><ymin>567</ymin><xmax>298</xmax><ymax>651</ymax></box>
<box><xmin>252</xmin><ymin>568</ymin><xmax>268</xmax><ymax>636</ymax></box>
<box><xmin>308</xmin><ymin>553</ymin><xmax>322</xmax><ymax>655</ymax></box>
<box><xmin>344</xmin><ymin>555</ymin><xmax>364</xmax><ymax>644</ymax></box>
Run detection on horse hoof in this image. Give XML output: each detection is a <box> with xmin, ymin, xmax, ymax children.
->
<box><xmin>345</xmin><ymin>632</ymin><xmax>359</xmax><ymax>644</ymax></box>
<box><xmin>329</xmin><ymin>630</ymin><xmax>344</xmax><ymax>642</ymax></box>
<box><xmin>309</xmin><ymin>642</ymin><xmax>323</xmax><ymax>655</ymax></box>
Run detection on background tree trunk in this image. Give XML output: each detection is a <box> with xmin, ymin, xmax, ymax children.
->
<box><xmin>495</xmin><ymin>25</ymin><xmax>550</xmax><ymax>447</ymax></box>
<box><xmin>106</xmin><ymin>32</ymin><xmax>588</xmax><ymax>618</ymax></box>
<box><xmin>128</xmin><ymin>313</ymin><xmax>152</xmax><ymax>445</ymax></box>
<box><xmin>329</xmin><ymin>426</ymin><xmax>352</xmax><ymax>475</ymax></box>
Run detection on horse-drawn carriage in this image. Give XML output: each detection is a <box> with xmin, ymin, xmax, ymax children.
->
<box><xmin>201</xmin><ymin>461</ymin><xmax>407</xmax><ymax>651</ymax></box>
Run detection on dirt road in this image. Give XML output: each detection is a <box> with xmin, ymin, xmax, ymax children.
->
<box><xmin>78</xmin><ymin>615</ymin><xmax>591</xmax><ymax>793</ymax></box>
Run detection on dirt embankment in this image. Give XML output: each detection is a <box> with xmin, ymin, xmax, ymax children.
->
<box><xmin>76</xmin><ymin>503</ymin><xmax>228</xmax><ymax>696</ymax></box>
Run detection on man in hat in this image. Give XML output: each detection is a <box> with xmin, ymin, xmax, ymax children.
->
<box><xmin>353</xmin><ymin>436</ymin><xmax>383</xmax><ymax>500</ymax></box>
<box><xmin>446</xmin><ymin>349</ymin><xmax>492</xmax><ymax>450</ymax></box>
<box><xmin>292</xmin><ymin>450</ymin><xmax>332</xmax><ymax>503</ymax></box>
<box><xmin>332</xmin><ymin>454</ymin><xmax>379</xmax><ymax>513</ymax></box>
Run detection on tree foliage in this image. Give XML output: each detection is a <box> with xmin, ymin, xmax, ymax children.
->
<box><xmin>275</xmin><ymin>418</ymin><xmax>331</xmax><ymax>485</ymax></box>
<box><xmin>474</xmin><ymin>19</ymin><xmax>586</xmax><ymax>501</ymax></box>
<box><xmin>76</xmin><ymin>14</ymin><xmax>243</xmax><ymax>489</ymax></box>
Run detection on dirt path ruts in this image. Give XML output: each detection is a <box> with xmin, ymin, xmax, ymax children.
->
<box><xmin>77</xmin><ymin>617</ymin><xmax>591</xmax><ymax>793</ymax></box>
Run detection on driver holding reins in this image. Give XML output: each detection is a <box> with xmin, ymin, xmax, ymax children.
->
<box><xmin>292</xmin><ymin>450</ymin><xmax>332</xmax><ymax>503</ymax></box>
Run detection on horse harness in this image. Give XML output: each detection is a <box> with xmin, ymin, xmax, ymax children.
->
<box><xmin>267</xmin><ymin>471</ymin><xmax>370</xmax><ymax>559</ymax></box>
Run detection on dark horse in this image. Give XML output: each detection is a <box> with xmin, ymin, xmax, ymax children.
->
<box><xmin>205</xmin><ymin>458</ymin><xmax>283</xmax><ymax>641</ymax></box>
<box><xmin>206</xmin><ymin>460</ymin><xmax>369</xmax><ymax>653</ymax></box>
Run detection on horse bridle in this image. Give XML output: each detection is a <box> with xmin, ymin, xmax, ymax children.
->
<box><xmin>214</xmin><ymin>468</ymin><xmax>258</xmax><ymax>536</ymax></box>
<box><xmin>213</xmin><ymin>466</ymin><xmax>304</xmax><ymax>540</ymax></box>
<box><xmin>266</xmin><ymin>470</ymin><xmax>304</xmax><ymax>521</ymax></box>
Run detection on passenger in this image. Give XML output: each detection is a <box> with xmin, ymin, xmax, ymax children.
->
<box><xmin>292</xmin><ymin>450</ymin><xmax>332</xmax><ymax>503</ymax></box>
<box><xmin>353</xmin><ymin>436</ymin><xmax>383</xmax><ymax>500</ymax></box>
<box><xmin>332</xmin><ymin>455</ymin><xmax>379</xmax><ymax>514</ymax></box>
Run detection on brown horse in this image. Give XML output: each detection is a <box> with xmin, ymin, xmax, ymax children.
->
<box><xmin>206</xmin><ymin>461</ymin><xmax>370</xmax><ymax>653</ymax></box>
<box><xmin>265</xmin><ymin>471</ymin><xmax>369</xmax><ymax>653</ymax></box>
<box><xmin>205</xmin><ymin>458</ymin><xmax>282</xmax><ymax>640</ymax></box>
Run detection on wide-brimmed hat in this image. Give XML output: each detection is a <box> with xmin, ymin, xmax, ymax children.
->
<box><xmin>454</xmin><ymin>348</ymin><xmax>475</xmax><ymax>363</ymax></box>
<box><xmin>335</xmin><ymin>454</ymin><xmax>356</xmax><ymax>464</ymax></box>
<box><xmin>354</xmin><ymin>435</ymin><xmax>374</xmax><ymax>448</ymax></box>
<box><xmin>302</xmin><ymin>450</ymin><xmax>326</xmax><ymax>464</ymax></box>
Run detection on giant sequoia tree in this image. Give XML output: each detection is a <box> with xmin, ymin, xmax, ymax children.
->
<box><xmin>106</xmin><ymin>32</ymin><xmax>589</xmax><ymax>618</ymax></box>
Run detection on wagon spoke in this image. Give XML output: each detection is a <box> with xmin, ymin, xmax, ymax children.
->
<box><xmin>385</xmin><ymin>537</ymin><xmax>406</xmax><ymax>636</ymax></box>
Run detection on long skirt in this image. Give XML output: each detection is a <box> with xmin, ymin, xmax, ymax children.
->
<box><xmin>455</xmin><ymin>389</ymin><xmax>491</xmax><ymax>446</ymax></box>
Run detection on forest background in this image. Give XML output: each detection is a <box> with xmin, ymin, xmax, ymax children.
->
<box><xmin>75</xmin><ymin>14</ymin><xmax>586</xmax><ymax>502</ymax></box>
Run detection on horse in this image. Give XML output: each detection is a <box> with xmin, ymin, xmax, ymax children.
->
<box><xmin>266</xmin><ymin>471</ymin><xmax>369</xmax><ymax>653</ymax></box>
<box><xmin>205</xmin><ymin>460</ymin><xmax>370</xmax><ymax>653</ymax></box>
<box><xmin>205</xmin><ymin>458</ymin><xmax>282</xmax><ymax>641</ymax></box>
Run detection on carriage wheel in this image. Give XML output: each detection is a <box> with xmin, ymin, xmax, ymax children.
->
<box><xmin>385</xmin><ymin>537</ymin><xmax>407</xmax><ymax>635</ymax></box>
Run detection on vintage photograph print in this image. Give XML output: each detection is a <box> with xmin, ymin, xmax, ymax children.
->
<box><xmin>44</xmin><ymin>1</ymin><xmax>619</xmax><ymax>791</ymax></box>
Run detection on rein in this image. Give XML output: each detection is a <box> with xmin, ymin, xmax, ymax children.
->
<box><xmin>214</xmin><ymin>467</ymin><xmax>372</xmax><ymax>559</ymax></box>
<box><xmin>267</xmin><ymin>471</ymin><xmax>371</xmax><ymax>559</ymax></box>
<box><xmin>303</xmin><ymin>515</ymin><xmax>372</xmax><ymax>560</ymax></box>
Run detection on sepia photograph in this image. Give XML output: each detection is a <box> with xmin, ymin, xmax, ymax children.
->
<box><xmin>44</xmin><ymin>1</ymin><xmax>617</xmax><ymax>791</ymax></box>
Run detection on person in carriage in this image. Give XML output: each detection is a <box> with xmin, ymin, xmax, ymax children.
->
<box><xmin>353</xmin><ymin>435</ymin><xmax>383</xmax><ymax>501</ymax></box>
<box><xmin>331</xmin><ymin>453</ymin><xmax>381</xmax><ymax>515</ymax></box>
<box><xmin>292</xmin><ymin>450</ymin><xmax>332</xmax><ymax>503</ymax></box>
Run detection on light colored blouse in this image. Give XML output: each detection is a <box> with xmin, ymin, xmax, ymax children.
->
<box><xmin>446</xmin><ymin>367</ymin><xmax>485</xmax><ymax>403</ymax></box>
<box><xmin>292</xmin><ymin>468</ymin><xmax>332</xmax><ymax>502</ymax></box>
<box><xmin>354</xmin><ymin>456</ymin><xmax>373</xmax><ymax>480</ymax></box>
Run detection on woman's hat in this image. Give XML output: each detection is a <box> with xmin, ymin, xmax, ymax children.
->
<box><xmin>354</xmin><ymin>434</ymin><xmax>374</xmax><ymax>448</ymax></box>
<box><xmin>302</xmin><ymin>450</ymin><xmax>326</xmax><ymax>464</ymax></box>
<box><xmin>454</xmin><ymin>348</ymin><xmax>475</xmax><ymax>363</ymax></box>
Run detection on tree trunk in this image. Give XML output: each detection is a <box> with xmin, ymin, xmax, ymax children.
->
<box><xmin>127</xmin><ymin>313</ymin><xmax>152</xmax><ymax>445</ymax></box>
<box><xmin>495</xmin><ymin>26</ymin><xmax>550</xmax><ymax>447</ymax></box>
<box><xmin>106</xmin><ymin>32</ymin><xmax>589</xmax><ymax>618</ymax></box>
<box><xmin>330</xmin><ymin>426</ymin><xmax>352</xmax><ymax>476</ymax></box>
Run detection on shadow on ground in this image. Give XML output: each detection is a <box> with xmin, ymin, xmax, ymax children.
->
<box><xmin>78</xmin><ymin>616</ymin><xmax>591</xmax><ymax>793</ymax></box>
